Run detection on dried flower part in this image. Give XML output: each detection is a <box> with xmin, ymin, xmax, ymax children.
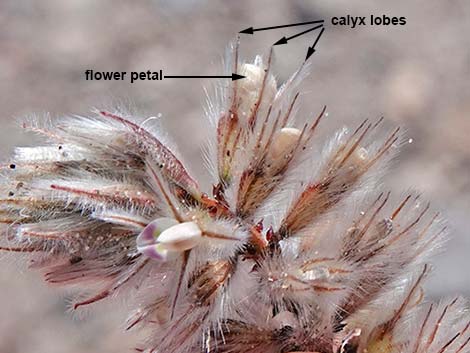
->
<box><xmin>187</xmin><ymin>259</ymin><xmax>232</xmax><ymax>306</ymax></box>
<box><xmin>0</xmin><ymin>41</ymin><xmax>468</xmax><ymax>353</ymax></box>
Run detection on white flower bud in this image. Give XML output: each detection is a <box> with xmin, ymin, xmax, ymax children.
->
<box><xmin>137</xmin><ymin>218</ymin><xmax>202</xmax><ymax>261</ymax></box>
<box><xmin>268</xmin><ymin>127</ymin><xmax>302</xmax><ymax>162</ymax></box>
<box><xmin>136</xmin><ymin>219</ymin><xmax>203</xmax><ymax>260</ymax></box>
<box><xmin>157</xmin><ymin>221</ymin><xmax>202</xmax><ymax>252</ymax></box>
<box><xmin>238</xmin><ymin>60</ymin><xmax>277</xmax><ymax>121</ymax></box>
<box><xmin>239</xmin><ymin>64</ymin><xmax>265</xmax><ymax>95</ymax></box>
<box><xmin>136</xmin><ymin>217</ymin><xmax>178</xmax><ymax>261</ymax></box>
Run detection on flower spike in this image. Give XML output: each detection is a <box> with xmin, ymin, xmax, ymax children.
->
<box><xmin>0</xmin><ymin>41</ymin><xmax>466</xmax><ymax>353</ymax></box>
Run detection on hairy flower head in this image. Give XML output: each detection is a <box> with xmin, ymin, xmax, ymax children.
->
<box><xmin>0</xmin><ymin>41</ymin><xmax>468</xmax><ymax>353</ymax></box>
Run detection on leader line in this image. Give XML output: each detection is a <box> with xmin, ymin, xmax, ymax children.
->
<box><xmin>164</xmin><ymin>74</ymin><xmax>245</xmax><ymax>81</ymax></box>
<box><xmin>240</xmin><ymin>19</ymin><xmax>325</xmax><ymax>35</ymax></box>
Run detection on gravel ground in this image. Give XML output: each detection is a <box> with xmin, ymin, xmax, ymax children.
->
<box><xmin>0</xmin><ymin>1</ymin><xmax>469</xmax><ymax>352</ymax></box>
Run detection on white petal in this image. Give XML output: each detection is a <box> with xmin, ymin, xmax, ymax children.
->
<box><xmin>268</xmin><ymin>127</ymin><xmax>301</xmax><ymax>161</ymax></box>
<box><xmin>157</xmin><ymin>221</ymin><xmax>202</xmax><ymax>251</ymax></box>
<box><xmin>238</xmin><ymin>62</ymin><xmax>277</xmax><ymax>121</ymax></box>
<box><xmin>136</xmin><ymin>217</ymin><xmax>178</xmax><ymax>248</ymax></box>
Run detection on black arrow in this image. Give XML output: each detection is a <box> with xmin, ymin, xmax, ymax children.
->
<box><xmin>164</xmin><ymin>73</ymin><xmax>245</xmax><ymax>81</ymax></box>
<box><xmin>273</xmin><ymin>24</ymin><xmax>323</xmax><ymax>46</ymax></box>
<box><xmin>305</xmin><ymin>27</ymin><xmax>325</xmax><ymax>61</ymax></box>
<box><xmin>240</xmin><ymin>19</ymin><xmax>324</xmax><ymax>35</ymax></box>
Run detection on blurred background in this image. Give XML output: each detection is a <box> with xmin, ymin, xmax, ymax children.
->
<box><xmin>0</xmin><ymin>0</ymin><xmax>469</xmax><ymax>352</ymax></box>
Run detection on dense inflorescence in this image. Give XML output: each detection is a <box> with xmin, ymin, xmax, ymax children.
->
<box><xmin>1</xmin><ymin>42</ymin><xmax>469</xmax><ymax>353</ymax></box>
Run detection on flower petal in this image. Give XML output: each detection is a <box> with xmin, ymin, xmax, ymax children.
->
<box><xmin>136</xmin><ymin>217</ymin><xmax>178</xmax><ymax>249</ymax></box>
<box><xmin>158</xmin><ymin>221</ymin><xmax>202</xmax><ymax>252</ymax></box>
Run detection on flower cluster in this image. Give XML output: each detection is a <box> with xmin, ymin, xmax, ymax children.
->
<box><xmin>1</xmin><ymin>41</ymin><xmax>469</xmax><ymax>353</ymax></box>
